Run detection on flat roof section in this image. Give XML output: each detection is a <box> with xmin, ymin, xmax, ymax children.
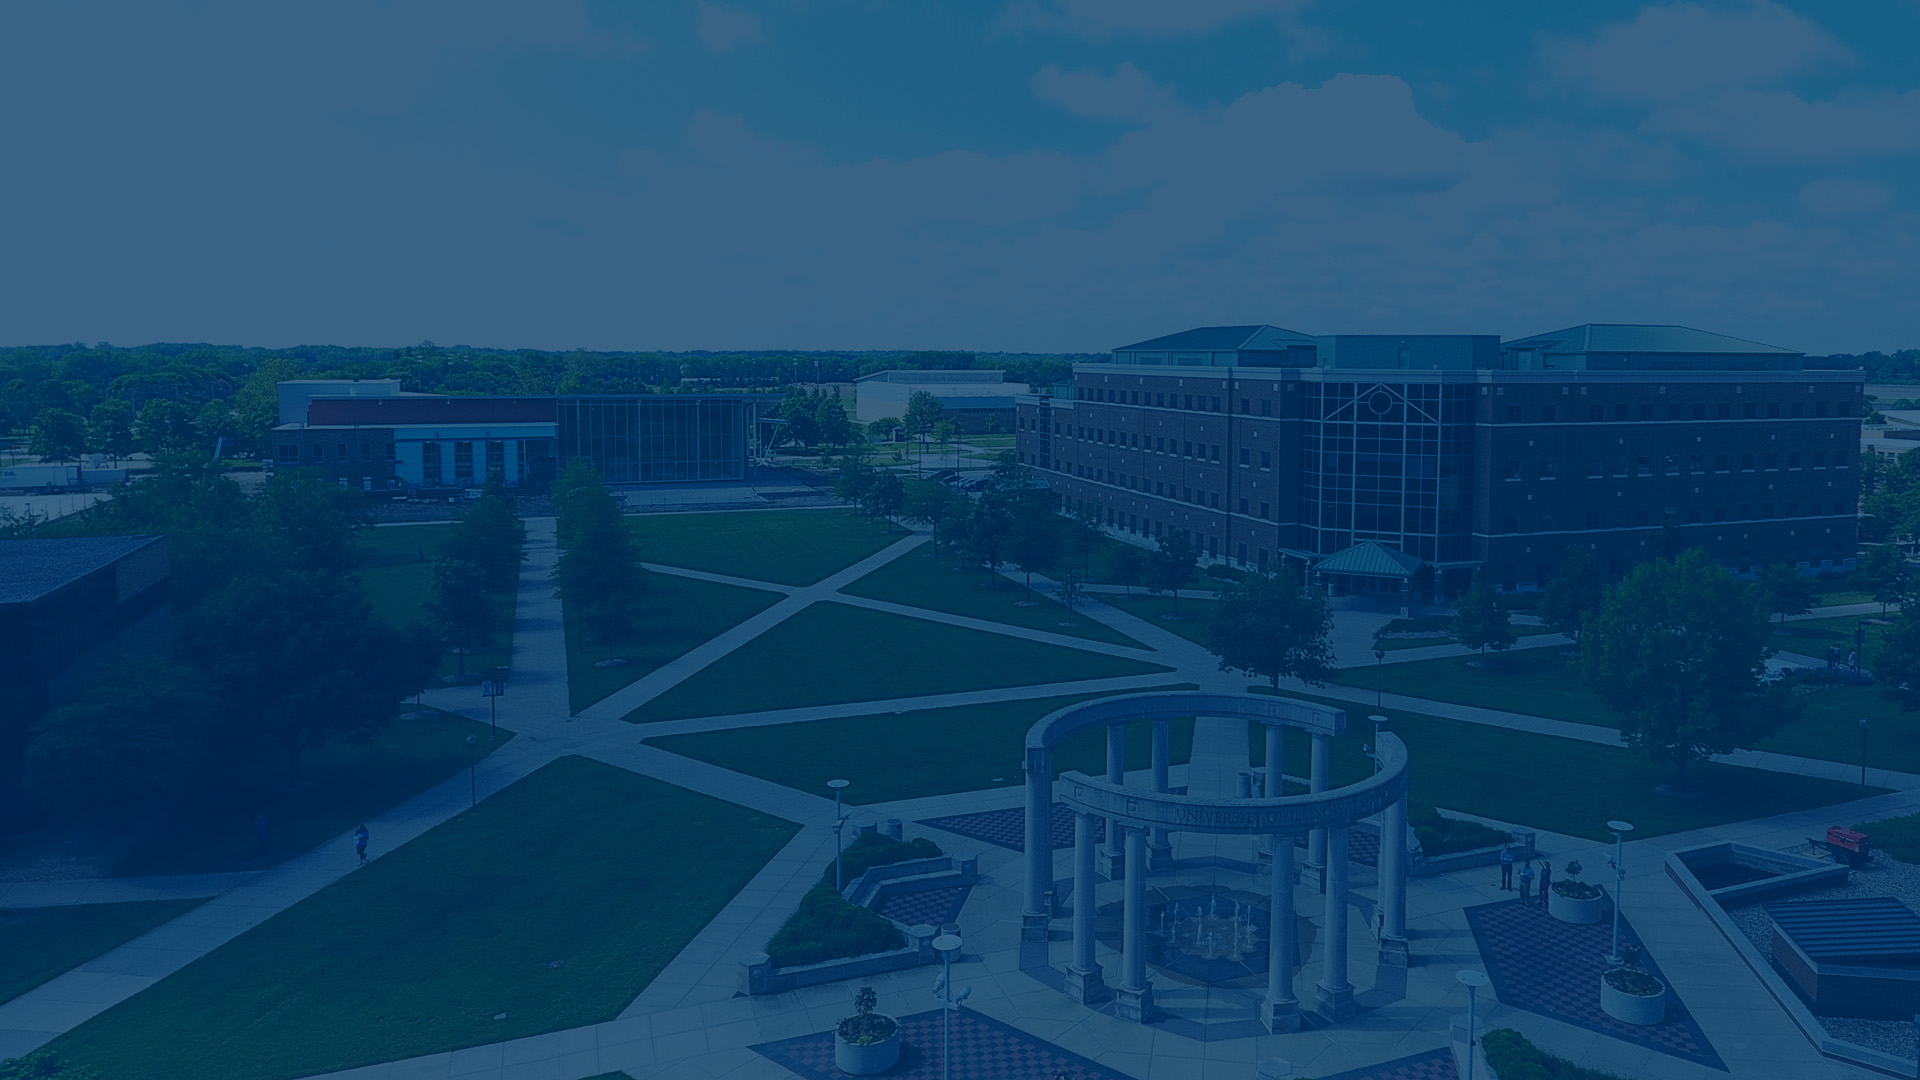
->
<box><xmin>1764</xmin><ymin>896</ymin><xmax>1920</xmax><ymax>964</ymax></box>
<box><xmin>0</xmin><ymin>535</ymin><xmax>164</xmax><ymax>606</ymax></box>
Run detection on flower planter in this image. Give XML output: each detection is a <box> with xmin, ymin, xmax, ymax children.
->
<box><xmin>1600</xmin><ymin>969</ymin><xmax>1667</xmax><ymax>1026</ymax></box>
<box><xmin>834</xmin><ymin>1019</ymin><xmax>901</xmax><ymax>1075</ymax></box>
<box><xmin>1549</xmin><ymin>887</ymin><xmax>1606</xmax><ymax>925</ymax></box>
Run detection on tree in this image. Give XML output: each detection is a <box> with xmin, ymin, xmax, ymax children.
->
<box><xmin>1756</xmin><ymin>562</ymin><xmax>1818</xmax><ymax>625</ymax></box>
<box><xmin>255</xmin><ymin>470</ymin><xmax>369</xmax><ymax>570</ymax></box>
<box><xmin>866</xmin><ymin>470</ymin><xmax>905</xmax><ymax>528</ymax></box>
<box><xmin>931</xmin><ymin>418</ymin><xmax>960</xmax><ymax>449</ymax></box>
<box><xmin>27</xmin><ymin>407</ymin><xmax>86</xmax><ymax>464</ymax></box>
<box><xmin>132</xmin><ymin>398</ymin><xmax>199</xmax><ymax>454</ymax></box>
<box><xmin>903</xmin><ymin>479</ymin><xmax>963</xmax><ymax>550</ymax></box>
<box><xmin>867</xmin><ymin>416</ymin><xmax>903</xmax><ymax>443</ymax></box>
<box><xmin>1109</xmin><ymin>543</ymin><xmax>1149</xmax><ymax>596</ymax></box>
<box><xmin>1858</xmin><ymin>543</ymin><xmax>1913</xmax><ymax>615</ymax></box>
<box><xmin>1874</xmin><ymin>611</ymin><xmax>1920</xmax><ymax>711</ymax></box>
<box><xmin>959</xmin><ymin>493</ymin><xmax>1013</xmax><ymax>581</ymax></box>
<box><xmin>1148</xmin><ymin>531</ymin><xmax>1198</xmax><ymax>614</ymax></box>
<box><xmin>815</xmin><ymin>391</ymin><xmax>853</xmax><ymax>448</ymax></box>
<box><xmin>549</xmin><ymin>459</ymin><xmax>605</xmax><ymax>544</ymax></box>
<box><xmin>1449</xmin><ymin>571</ymin><xmax>1515</xmax><ymax>654</ymax></box>
<box><xmin>424</xmin><ymin>558</ymin><xmax>498</xmax><ymax>675</ymax></box>
<box><xmin>1577</xmin><ymin>547</ymin><xmax>1794</xmax><ymax>788</ymax></box>
<box><xmin>1541</xmin><ymin>544</ymin><xmax>1605</xmax><ymax>642</ymax></box>
<box><xmin>182</xmin><ymin>570</ymin><xmax>434</xmax><ymax>784</ymax></box>
<box><xmin>439</xmin><ymin>478</ymin><xmax>525</xmax><ymax>594</ymax></box>
<box><xmin>87</xmin><ymin>399</ymin><xmax>134</xmax><ymax>464</ymax></box>
<box><xmin>22</xmin><ymin>657</ymin><xmax>216</xmax><ymax>826</ymax></box>
<box><xmin>903</xmin><ymin>391</ymin><xmax>944</xmax><ymax>441</ymax></box>
<box><xmin>195</xmin><ymin>398</ymin><xmax>240</xmax><ymax>455</ymax></box>
<box><xmin>1065</xmin><ymin>501</ymin><xmax>1104</xmax><ymax>576</ymax></box>
<box><xmin>0</xmin><ymin>1049</ymin><xmax>102</xmax><ymax>1080</ymax></box>
<box><xmin>1054</xmin><ymin>569</ymin><xmax>1084</xmax><ymax>612</ymax></box>
<box><xmin>1006</xmin><ymin>493</ymin><xmax>1063</xmax><ymax>600</ymax></box>
<box><xmin>1206</xmin><ymin>569</ymin><xmax>1336</xmax><ymax>691</ymax></box>
<box><xmin>552</xmin><ymin>478</ymin><xmax>647</xmax><ymax>641</ymax></box>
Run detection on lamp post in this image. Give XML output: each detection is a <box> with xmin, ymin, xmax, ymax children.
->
<box><xmin>1606</xmin><ymin>819</ymin><xmax>1635</xmax><ymax>965</ymax></box>
<box><xmin>1456</xmin><ymin>969</ymin><xmax>1489</xmax><ymax>1080</ymax></box>
<box><xmin>1373</xmin><ymin>647</ymin><xmax>1386</xmax><ymax>708</ymax></box>
<box><xmin>828</xmin><ymin>779</ymin><xmax>850</xmax><ymax>892</ymax></box>
<box><xmin>931</xmin><ymin>932</ymin><xmax>970</xmax><ymax>1080</ymax></box>
<box><xmin>1861</xmin><ymin>717</ymin><xmax>1873</xmax><ymax>789</ymax></box>
<box><xmin>464</xmin><ymin>735</ymin><xmax>478</xmax><ymax>808</ymax></box>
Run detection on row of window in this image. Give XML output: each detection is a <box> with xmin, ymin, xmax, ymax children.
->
<box><xmin>1502</xmin><ymin>448</ymin><xmax>1852</xmax><ymax>479</ymax></box>
<box><xmin>1078</xmin><ymin>386</ymin><xmax>1227</xmax><ymax>412</ymax></box>
<box><xmin>276</xmin><ymin>441</ymin><xmax>396</xmax><ymax>465</ymax></box>
<box><xmin>1498</xmin><ymin>500</ymin><xmax>1851</xmax><ymax>533</ymax></box>
<box><xmin>1063</xmin><ymin>424</ymin><xmax>1227</xmax><ymax>462</ymax></box>
<box><xmin>1070</xmin><ymin>495</ymin><xmax>1225</xmax><ymax>558</ymax></box>
<box><xmin>1501</xmin><ymin>400</ymin><xmax>1853</xmax><ymax>423</ymax></box>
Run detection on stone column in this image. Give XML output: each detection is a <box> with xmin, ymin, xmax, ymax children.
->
<box><xmin>1066</xmin><ymin>810</ymin><xmax>1106</xmax><ymax>1003</ymax></box>
<box><xmin>1378</xmin><ymin>792</ymin><xmax>1410</xmax><ymax>966</ymax></box>
<box><xmin>1261</xmin><ymin>833</ymin><xmax>1300</xmax><ymax>1033</ymax></box>
<box><xmin>1116</xmin><ymin>825</ymin><xmax>1155</xmax><ymax>1022</ymax></box>
<box><xmin>1305</xmin><ymin>733</ymin><xmax>1331</xmax><ymax>888</ymax></box>
<box><xmin>1021</xmin><ymin>747</ymin><xmax>1053</xmax><ymax>942</ymax></box>
<box><xmin>1098</xmin><ymin>723</ymin><xmax>1126</xmax><ymax>878</ymax></box>
<box><xmin>1259</xmin><ymin>722</ymin><xmax>1286</xmax><ymax>862</ymax></box>
<box><xmin>1315</xmin><ymin>826</ymin><xmax>1356</xmax><ymax>1019</ymax></box>
<box><xmin>1148</xmin><ymin>718</ymin><xmax>1173</xmax><ymax>867</ymax></box>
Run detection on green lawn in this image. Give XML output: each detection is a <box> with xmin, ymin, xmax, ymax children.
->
<box><xmin>565</xmin><ymin>572</ymin><xmax>784</xmax><ymax>712</ymax></box>
<box><xmin>627</xmin><ymin>602</ymin><xmax>1172</xmax><ymax>723</ymax></box>
<box><xmin>1249</xmin><ymin>690</ymin><xmax>1881</xmax><ymax>840</ymax></box>
<box><xmin>0</xmin><ymin>900</ymin><xmax>202</xmax><ymax>1005</ymax></box>
<box><xmin>838</xmin><ymin>545</ymin><xmax>1143</xmax><ymax>647</ymax></box>
<box><xmin>1858</xmin><ymin>811</ymin><xmax>1920</xmax><ymax>863</ymax></box>
<box><xmin>1334</xmin><ymin>646</ymin><xmax>1920</xmax><ymax>774</ymax></box>
<box><xmin>53</xmin><ymin>757</ymin><xmax>798</xmax><ymax>1080</ymax></box>
<box><xmin>1772</xmin><ymin>614</ymin><xmax>1892</xmax><ymax>659</ymax></box>
<box><xmin>626</xmin><ymin>508</ymin><xmax>900</xmax><ymax>585</ymax></box>
<box><xmin>1099</xmin><ymin>592</ymin><xmax>1219</xmax><ymax>645</ymax></box>
<box><xmin>116</xmin><ymin>708</ymin><xmax>513</xmax><ymax>877</ymax></box>
<box><xmin>354</xmin><ymin>525</ymin><xmax>516</xmax><ymax>680</ymax></box>
<box><xmin>650</xmin><ymin>686</ymin><xmax>1198</xmax><ymax>804</ymax></box>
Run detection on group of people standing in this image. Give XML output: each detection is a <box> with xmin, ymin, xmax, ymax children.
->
<box><xmin>1500</xmin><ymin>844</ymin><xmax>1550</xmax><ymax>909</ymax></box>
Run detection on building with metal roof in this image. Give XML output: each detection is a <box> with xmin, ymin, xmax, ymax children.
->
<box><xmin>854</xmin><ymin>370</ymin><xmax>1016</xmax><ymax>434</ymax></box>
<box><xmin>1502</xmin><ymin>324</ymin><xmax>1803</xmax><ymax>371</ymax></box>
<box><xmin>1765</xmin><ymin>896</ymin><xmax>1920</xmax><ymax>1018</ymax></box>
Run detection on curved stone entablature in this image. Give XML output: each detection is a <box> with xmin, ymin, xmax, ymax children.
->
<box><xmin>1057</xmin><ymin>735</ymin><xmax>1408</xmax><ymax>836</ymax></box>
<box><xmin>1024</xmin><ymin>691</ymin><xmax>1345</xmax><ymax>760</ymax></box>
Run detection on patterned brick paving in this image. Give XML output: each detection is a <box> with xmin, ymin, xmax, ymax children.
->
<box><xmin>1465</xmin><ymin>899</ymin><xmax>1725</xmax><ymax>1070</ymax></box>
<box><xmin>874</xmin><ymin>885</ymin><xmax>969</xmax><ymax>928</ymax></box>
<box><xmin>1292</xmin><ymin>826</ymin><xmax>1380</xmax><ymax>867</ymax></box>
<box><xmin>753</xmin><ymin>1008</ymin><xmax>1131</xmax><ymax>1080</ymax></box>
<box><xmin>1313</xmin><ymin>1048</ymin><xmax>1457</xmax><ymax>1080</ymax></box>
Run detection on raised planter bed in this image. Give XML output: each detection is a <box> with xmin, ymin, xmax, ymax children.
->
<box><xmin>739</xmin><ymin>924</ymin><xmax>939</xmax><ymax>996</ymax></box>
<box><xmin>1601</xmin><ymin>966</ymin><xmax>1667</xmax><ymax>1026</ymax></box>
<box><xmin>1549</xmin><ymin>884</ymin><xmax>1607</xmax><ymax>925</ymax></box>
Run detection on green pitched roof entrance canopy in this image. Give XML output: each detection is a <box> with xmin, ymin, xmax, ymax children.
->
<box><xmin>1313</xmin><ymin>540</ymin><xmax>1423</xmax><ymax>579</ymax></box>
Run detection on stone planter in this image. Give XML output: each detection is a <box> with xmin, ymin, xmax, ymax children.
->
<box><xmin>1600</xmin><ymin>969</ymin><xmax>1667</xmax><ymax>1026</ymax></box>
<box><xmin>834</xmin><ymin>1017</ymin><xmax>901</xmax><ymax>1075</ymax></box>
<box><xmin>1549</xmin><ymin>886</ymin><xmax>1606</xmax><ymax>925</ymax></box>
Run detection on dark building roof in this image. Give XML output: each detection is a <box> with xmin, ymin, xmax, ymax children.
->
<box><xmin>1116</xmin><ymin>325</ymin><xmax>1317</xmax><ymax>352</ymax></box>
<box><xmin>0</xmin><ymin>535</ymin><xmax>165</xmax><ymax>606</ymax></box>
<box><xmin>1765</xmin><ymin>896</ymin><xmax>1920</xmax><ymax>964</ymax></box>
<box><xmin>305</xmin><ymin>396</ymin><xmax>559</xmax><ymax>426</ymax></box>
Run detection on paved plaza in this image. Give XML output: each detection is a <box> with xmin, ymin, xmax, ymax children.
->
<box><xmin>4</xmin><ymin>509</ymin><xmax>1916</xmax><ymax>1080</ymax></box>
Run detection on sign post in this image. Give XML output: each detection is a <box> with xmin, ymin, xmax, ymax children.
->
<box><xmin>481</xmin><ymin>679</ymin><xmax>502</xmax><ymax>740</ymax></box>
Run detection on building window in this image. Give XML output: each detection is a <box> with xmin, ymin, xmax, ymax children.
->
<box><xmin>1504</xmin><ymin>460</ymin><xmax>1522</xmax><ymax>480</ymax></box>
<box><xmin>1689</xmin><ymin>454</ymin><xmax>1702</xmax><ymax>473</ymax></box>
<box><xmin>1502</xmin><ymin>515</ymin><xmax>1518</xmax><ymax>533</ymax></box>
<box><xmin>1636</xmin><ymin>456</ymin><xmax>1652</xmax><ymax>476</ymax></box>
<box><xmin>1837</xmin><ymin>449</ymin><xmax>1850</xmax><ymax>465</ymax></box>
<box><xmin>1740</xmin><ymin>503</ymin><xmax>1752</xmax><ymax>518</ymax></box>
<box><xmin>1211</xmin><ymin>396</ymin><xmax>1222</xmax><ymax>412</ymax></box>
<box><xmin>1635</xmin><ymin>509</ymin><xmax>1650</xmax><ymax>526</ymax></box>
<box><xmin>1183</xmin><ymin>441</ymin><xmax>1193</xmax><ymax>457</ymax></box>
<box><xmin>1586</xmin><ymin>511</ymin><xmax>1600</xmax><ymax>529</ymax></box>
<box><xmin>1767</xmin><ymin>402</ymin><xmax>1781</xmax><ymax>418</ymax></box>
<box><xmin>1714</xmin><ymin>454</ymin><xmax>1728</xmax><ymax>472</ymax></box>
<box><xmin>1615</xmin><ymin>404</ymin><xmax>1631</xmax><ymax>421</ymax></box>
<box><xmin>1260</xmin><ymin>502</ymin><xmax>1271</xmax><ymax>520</ymax></box>
<box><xmin>454</xmin><ymin>441</ymin><xmax>474</xmax><ymax>483</ymax></box>
<box><xmin>1741</xmin><ymin>453</ymin><xmax>1755</xmax><ymax>470</ymax></box>
<box><xmin>335</xmin><ymin>444</ymin><xmax>349</xmax><ymax>461</ymax></box>
<box><xmin>1539</xmin><ymin>459</ymin><xmax>1555</xmax><ymax>479</ymax></box>
<box><xmin>1240</xmin><ymin>398</ymin><xmax>1251</xmax><ymax>414</ymax></box>
<box><xmin>1611</xmin><ymin>456</ymin><xmax>1628</xmax><ymax>476</ymax></box>
<box><xmin>1541</xmin><ymin>404</ymin><xmax>1556</xmax><ymax>422</ymax></box>
<box><xmin>1687</xmin><ymin>507</ymin><xmax>1701</xmax><ymax>523</ymax></box>
<box><xmin>1718</xmin><ymin>402</ymin><xmax>1731</xmax><ymax>419</ymax></box>
<box><xmin>1239</xmin><ymin>498</ymin><xmax>1250</xmax><ymax>514</ymax></box>
<box><xmin>1260</xmin><ymin>399</ymin><xmax>1272</xmax><ymax>416</ymax></box>
<box><xmin>1791</xmin><ymin>402</ymin><xmax>1806</xmax><ymax>418</ymax></box>
<box><xmin>1692</xmin><ymin>403</ymin><xmax>1707</xmax><ymax>420</ymax></box>
<box><xmin>1210</xmin><ymin>444</ymin><xmax>1221</xmax><ymax>462</ymax></box>
<box><xmin>1240</xmin><ymin>448</ymin><xmax>1251</xmax><ymax>466</ymax></box>
<box><xmin>1668</xmin><ymin>404</ymin><xmax>1685</xmax><ymax>420</ymax></box>
<box><xmin>1505</xmin><ymin>404</ymin><xmax>1522</xmax><ymax>422</ymax></box>
<box><xmin>1743</xmin><ymin>402</ymin><xmax>1757</xmax><ymax>418</ymax></box>
<box><xmin>1238</xmin><ymin>542</ymin><xmax>1248</xmax><ymax>563</ymax></box>
<box><xmin>1590</xmin><ymin>404</ymin><xmax>1605</xmax><ymax>421</ymax></box>
<box><xmin>1763</xmin><ymin>502</ymin><xmax>1776</xmax><ymax>517</ymax></box>
<box><xmin>1812</xmin><ymin>450</ymin><xmax>1826</xmax><ymax>467</ymax></box>
<box><xmin>1787</xmin><ymin>451</ymin><xmax>1802</xmax><ymax>468</ymax></box>
<box><xmin>277</xmin><ymin>444</ymin><xmax>299</xmax><ymax>464</ymax></box>
<box><xmin>486</xmin><ymin>440</ymin><xmax>504</xmax><ymax>480</ymax></box>
<box><xmin>1713</xmin><ymin>506</ymin><xmax>1726</xmax><ymax>521</ymax></box>
<box><xmin>423</xmin><ymin>441</ymin><xmax>442</xmax><ymax>483</ymax></box>
<box><xmin>1260</xmin><ymin>450</ymin><xmax>1272</xmax><ymax>469</ymax></box>
<box><xmin>1764</xmin><ymin>452</ymin><xmax>1778</xmax><ymax>470</ymax></box>
<box><xmin>1785</xmin><ymin>500</ymin><xmax>1799</xmax><ymax>516</ymax></box>
<box><xmin>1638</xmin><ymin>404</ymin><xmax>1654</xmax><ymax>420</ymax></box>
<box><xmin>1816</xmin><ymin>401</ymin><xmax>1829</xmax><ymax>417</ymax></box>
<box><xmin>1210</xmin><ymin>492</ymin><xmax>1221</xmax><ymax>509</ymax></box>
<box><xmin>1184</xmin><ymin>395</ymin><xmax>1194</xmax><ymax>409</ymax></box>
<box><xmin>1538</xmin><ymin>514</ymin><xmax>1553</xmax><ymax>531</ymax></box>
<box><xmin>360</xmin><ymin>443</ymin><xmax>371</xmax><ymax>461</ymax></box>
<box><xmin>1610</xmin><ymin>511</ymin><xmax>1624</xmax><ymax>528</ymax></box>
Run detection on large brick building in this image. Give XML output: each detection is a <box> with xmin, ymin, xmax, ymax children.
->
<box><xmin>1015</xmin><ymin>324</ymin><xmax>1862</xmax><ymax>601</ymax></box>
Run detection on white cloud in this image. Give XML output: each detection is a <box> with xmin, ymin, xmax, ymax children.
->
<box><xmin>1798</xmin><ymin>178</ymin><xmax>1894</xmax><ymax>216</ymax></box>
<box><xmin>1031</xmin><ymin>62</ymin><xmax>1185</xmax><ymax>123</ymax></box>
<box><xmin>697</xmin><ymin>2</ymin><xmax>761</xmax><ymax>53</ymax></box>
<box><xmin>999</xmin><ymin>0</ymin><xmax>1309</xmax><ymax>37</ymax></box>
<box><xmin>1541</xmin><ymin>2</ymin><xmax>1850</xmax><ymax>102</ymax></box>
<box><xmin>1654</xmin><ymin>87</ymin><xmax>1920</xmax><ymax>157</ymax></box>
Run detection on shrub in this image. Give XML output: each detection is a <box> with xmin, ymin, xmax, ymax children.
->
<box><xmin>0</xmin><ymin>1050</ymin><xmax>102</xmax><ymax>1079</ymax></box>
<box><xmin>1410</xmin><ymin>804</ymin><xmax>1513</xmax><ymax>857</ymax></box>
<box><xmin>1603</xmin><ymin>966</ymin><xmax>1664</xmax><ymax>997</ymax></box>
<box><xmin>1482</xmin><ymin>1028</ymin><xmax>1632</xmax><ymax>1080</ymax></box>
<box><xmin>766</xmin><ymin>886</ymin><xmax>904</xmax><ymax>968</ymax></box>
<box><xmin>1552</xmin><ymin>858</ymin><xmax>1602</xmax><ymax>900</ymax></box>
<box><xmin>820</xmin><ymin>833</ymin><xmax>942</xmax><ymax>891</ymax></box>
<box><xmin>1857</xmin><ymin>810</ymin><xmax>1920</xmax><ymax>863</ymax></box>
<box><xmin>837</xmin><ymin>984</ymin><xmax>898</xmax><ymax>1045</ymax></box>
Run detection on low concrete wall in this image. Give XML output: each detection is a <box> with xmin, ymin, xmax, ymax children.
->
<box><xmin>739</xmin><ymin>924</ymin><xmax>939</xmax><ymax>996</ymax></box>
<box><xmin>1414</xmin><ymin>829</ymin><xmax>1534</xmax><ymax>878</ymax></box>
<box><xmin>1675</xmin><ymin>842</ymin><xmax>1846</xmax><ymax>906</ymax></box>
<box><xmin>1666</xmin><ymin>848</ymin><xmax>1918</xmax><ymax>1078</ymax></box>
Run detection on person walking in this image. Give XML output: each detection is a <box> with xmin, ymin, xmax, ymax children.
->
<box><xmin>353</xmin><ymin>824</ymin><xmax>370</xmax><ymax>866</ymax></box>
<box><xmin>1518</xmin><ymin>861</ymin><xmax>1536</xmax><ymax>907</ymax></box>
<box><xmin>1538</xmin><ymin>861</ymin><xmax>1552</xmax><ymax>910</ymax></box>
<box><xmin>1849</xmin><ymin>650</ymin><xmax>1860</xmax><ymax>673</ymax></box>
<box><xmin>1500</xmin><ymin>844</ymin><xmax>1515</xmax><ymax>891</ymax></box>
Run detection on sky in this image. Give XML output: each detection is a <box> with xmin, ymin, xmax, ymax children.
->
<box><xmin>0</xmin><ymin>1</ymin><xmax>1915</xmax><ymax>355</ymax></box>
